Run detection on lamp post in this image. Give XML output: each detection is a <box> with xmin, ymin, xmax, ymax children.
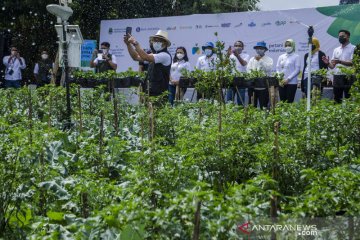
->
<box><xmin>46</xmin><ymin>4</ymin><xmax>73</xmax><ymax>129</ymax></box>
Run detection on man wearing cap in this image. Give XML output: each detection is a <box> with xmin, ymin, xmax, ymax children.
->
<box><xmin>2</xmin><ymin>46</ymin><xmax>26</xmax><ymax>88</ymax></box>
<box><xmin>196</xmin><ymin>42</ymin><xmax>217</xmax><ymax>71</ymax></box>
<box><xmin>124</xmin><ymin>30</ymin><xmax>172</xmax><ymax>97</ymax></box>
<box><xmin>247</xmin><ymin>41</ymin><xmax>273</xmax><ymax>109</ymax></box>
<box><xmin>195</xmin><ymin>42</ymin><xmax>217</xmax><ymax>100</ymax></box>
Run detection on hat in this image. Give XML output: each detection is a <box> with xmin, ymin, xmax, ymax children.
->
<box><xmin>253</xmin><ymin>41</ymin><xmax>268</xmax><ymax>50</ymax></box>
<box><xmin>202</xmin><ymin>42</ymin><xmax>215</xmax><ymax>51</ymax></box>
<box><xmin>150</xmin><ymin>30</ymin><xmax>171</xmax><ymax>47</ymax></box>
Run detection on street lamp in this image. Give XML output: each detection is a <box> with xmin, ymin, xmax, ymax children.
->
<box><xmin>46</xmin><ymin>4</ymin><xmax>73</xmax><ymax>129</ymax></box>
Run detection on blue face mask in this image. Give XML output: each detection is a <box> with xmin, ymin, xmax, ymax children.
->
<box><xmin>204</xmin><ymin>49</ymin><xmax>213</xmax><ymax>57</ymax></box>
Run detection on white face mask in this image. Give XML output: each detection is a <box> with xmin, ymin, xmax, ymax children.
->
<box><xmin>153</xmin><ymin>42</ymin><xmax>164</xmax><ymax>52</ymax></box>
<box><xmin>285</xmin><ymin>46</ymin><xmax>293</xmax><ymax>54</ymax></box>
<box><xmin>256</xmin><ymin>49</ymin><xmax>265</xmax><ymax>56</ymax></box>
<box><xmin>204</xmin><ymin>49</ymin><xmax>213</xmax><ymax>57</ymax></box>
<box><xmin>41</xmin><ymin>54</ymin><xmax>48</xmax><ymax>60</ymax></box>
<box><xmin>176</xmin><ymin>53</ymin><xmax>184</xmax><ymax>60</ymax></box>
<box><xmin>101</xmin><ymin>48</ymin><xmax>109</xmax><ymax>54</ymax></box>
<box><xmin>11</xmin><ymin>51</ymin><xmax>17</xmax><ymax>56</ymax></box>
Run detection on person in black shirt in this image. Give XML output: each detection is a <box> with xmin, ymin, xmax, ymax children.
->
<box><xmin>34</xmin><ymin>50</ymin><xmax>53</xmax><ymax>86</ymax></box>
<box><xmin>90</xmin><ymin>42</ymin><xmax>117</xmax><ymax>73</ymax></box>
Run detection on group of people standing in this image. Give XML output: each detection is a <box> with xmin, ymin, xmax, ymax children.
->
<box><xmin>2</xmin><ymin>29</ymin><xmax>356</xmax><ymax>108</ymax></box>
<box><xmin>124</xmin><ymin>28</ymin><xmax>356</xmax><ymax>107</ymax></box>
<box><xmin>2</xmin><ymin>47</ymin><xmax>56</xmax><ymax>88</ymax></box>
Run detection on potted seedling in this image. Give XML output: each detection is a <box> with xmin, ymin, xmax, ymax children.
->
<box><xmin>333</xmin><ymin>66</ymin><xmax>356</xmax><ymax>88</ymax></box>
<box><xmin>311</xmin><ymin>68</ymin><xmax>328</xmax><ymax>87</ymax></box>
<box><xmin>247</xmin><ymin>69</ymin><xmax>267</xmax><ymax>88</ymax></box>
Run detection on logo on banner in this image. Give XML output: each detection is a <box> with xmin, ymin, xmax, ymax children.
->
<box><xmin>147</xmin><ymin>27</ymin><xmax>160</xmax><ymax>31</ymax></box>
<box><xmin>180</xmin><ymin>26</ymin><xmax>192</xmax><ymax>30</ymax></box>
<box><xmin>275</xmin><ymin>20</ymin><xmax>286</xmax><ymax>26</ymax></box>
<box><xmin>248</xmin><ymin>21</ymin><xmax>256</xmax><ymax>27</ymax></box>
<box><xmin>221</xmin><ymin>23</ymin><xmax>231</xmax><ymax>28</ymax></box>
<box><xmin>192</xmin><ymin>44</ymin><xmax>201</xmax><ymax>55</ymax></box>
<box><xmin>108</xmin><ymin>28</ymin><xmax>113</xmax><ymax>34</ymax></box>
<box><xmin>262</xmin><ymin>22</ymin><xmax>271</xmax><ymax>27</ymax></box>
<box><xmin>234</xmin><ymin>23</ymin><xmax>243</xmax><ymax>27</ymax></box>
<box><xmin>205</xmin><ymin>24</ymin><xmax>219</xmax><ymax>28</ymax></box>
<box><xmin>195</xmin><ymin>25</ymin><xmax>202</xmax><ymax>29</ymax></box>
<box><xmin>166</xmin><ymin>26</ymin><xmax>176</xmax><ymax>31</ymax></box>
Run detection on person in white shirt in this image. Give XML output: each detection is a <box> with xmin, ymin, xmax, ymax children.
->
<box><xmin>276</xmin><ymin>39</ymin><xmax>301</xmax><ymax>103</ymax></box>
<box><xmin>195</xmin><ymin>42</ymin><xmax>217</xmax><ymax>100</ymax></box>
<box><xmin>322</xmin><ymin>29</ymin><xmax>355</xmax><ymax>103</ymax></box>
<box><xmin>169</xmin><ymin>47</ymin><xmax>191</xmax><ymax>105</ymax></box>
<box><xmin>247</xmin><ymin>41</ymin><xmax>273</xmax><ymax>109</ymax></box>
<box><xmin>2</xmin><ymin>46</ymin><xmax>26</xmax><ymax>88</ymax></box>
<box><xmin>195</xmin><ymin>42</ymin><xmax>217</xmax><ymax>72</ymax></box>
<box><xmin>226</xmin><ymin>40</ymin><xmax>250</xmax><ymax>106</ymax></box>
<box><xmin>125</xmin><ymin>30</ymin><xmax>172</xmax><ymax>97</ymax></box>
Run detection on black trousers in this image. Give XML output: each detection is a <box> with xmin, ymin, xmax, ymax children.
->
<box><xmin>279</xmin><ymin>84</ymin><xmax>297</xmax><ymax>103</ymax></box>
<box><xmin>253</xmin><ymin>89</ymin><xmax>269</xmax><ymax>109</ymax></box>
<box><xmin>333</xmin><ymin>87</ymin><xmax>350</xmax><ymax>104</ymax></box>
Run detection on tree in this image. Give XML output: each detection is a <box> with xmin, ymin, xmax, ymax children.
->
<box><xmin>0</xmin><ymin>0</ymin><xmax>259</xmax><ymax>82</ymax></box>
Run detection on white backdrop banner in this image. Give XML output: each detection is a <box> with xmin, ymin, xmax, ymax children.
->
<box><xmin>99</xmin><ymin>4</ymin><xmax>360</xmax><ymax>72</ymax></box>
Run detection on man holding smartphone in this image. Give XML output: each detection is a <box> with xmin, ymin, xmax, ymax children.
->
<box><xmin>90</xmin><ymin>42</ymin><xmax>117</xmax><ymax>73</ymax></box>
<box><xmin>2</xmin><ymin>46</ymin><xmax>26</xmax><ymax>88</ymax></box>
<box><xmin>124</xmin><ymin>30</ymin><xmax>172</xmax><ymax>97</ymax></box>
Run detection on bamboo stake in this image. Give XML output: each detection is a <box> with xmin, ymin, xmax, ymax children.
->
<box><xmin>77</xmin><ymin>86</ymin><xmax>83</xmax><ymax>133</ymax></box>
<box><xmin>192</xmin><ymin>201</ymin><xmax>202</xmax><ymax>240</ymax></box>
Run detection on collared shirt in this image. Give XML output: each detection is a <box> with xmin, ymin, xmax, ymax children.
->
<box><xmin>195</xmin><ymin>55</ymin><xmax>217</xmax><ymax>71</ymax></box>
<box><xmin>247</xmin><ymin>55</ymin><xmax>273</xmax><ymax>90</ymax></box>
<box><xmin>276</xmin><ymin>52</ymin><xmax>301</xmax><ymax>84</ymax></box>
<box><xmin>170</xmin><ymin>60</ymin><xmax>191</xmax><ymax>85</ymax></box>
<box><xmin>331</xmin><ymin>43</ymin><xmax>355</xmax><ymax>75</ymax></box>
<box><xmin>3</xmin><ymin>56</ymin><xmax>26</xmax><ymax>80</ymax></box>
<box><xmin>247</xmin><ymin>55</ymin><xmax>273</xmax><ymax>75</ymax></box>
<box><xmin>229</xmin><ymin>53</ymin><xmax>250</xmax><ymax>73</ymax></box>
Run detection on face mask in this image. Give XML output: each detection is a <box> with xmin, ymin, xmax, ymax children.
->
<box><xmin>311</xmin><ymin>45</ymin><xmax>316</xmax><ymax>51</ymax></box>
<box><xmin>102</xmin><ymin>48</ymin><xmax>109</xmax><ymax>54</ymax></box>
<box><xmin>204</xmin><ymin>49</ymin><xmax>213</xmax><ymax>57</ymax></box>
<box><xmin>176</xmin><ymin>53</ymin><xmax>184</xmax><ymax>59</ymax></box>
<box><xmin>41</xmin><ymin>54</ymin><xmax>48</xmax><ymax>60</ymax></box>
<box><xmin>339</xmin><ymin>36</ymin><xmax>347</xmax><ymax>44</ymax></box>
<box><xmin>11</xmin><ymin>51</ymin><xmax>17</xmax><ymax>56</ymax></box>
<box><xmin>256</xmin><ymin>49</ymin><xmax>265</xmax><ymax>56</ymax></box>
<box><xmin>285</xmin><ymin>46</ymin><xmax>293</xmax><ymax>54</ymax></box>
<box><xmin>234</xmin><ymin>47</ymin><xmax>243</xmax><ymax>53</ymax></box>
<box><xmin>152</xmin><ymin>42</ymin><xmax>164</xmax><ymax>52</ymax></box>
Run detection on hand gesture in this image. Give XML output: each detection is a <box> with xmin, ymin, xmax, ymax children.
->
<box><xmin>123</xmin><ymin>34</ymin><xmax>130</xmax><ymax>44</ymax></box>
<box><xmin>321</xmin><ymin>55</ymin><xmax>329</xmax><ymax>65</ymax></box>
<box><xmin>128</xmin><ymin>36</ymin><xmax>138</xmax><ymax>46</ymax></box>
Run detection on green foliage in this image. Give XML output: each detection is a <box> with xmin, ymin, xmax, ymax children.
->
<box><xmin>1</xmin><ymin>54</ymin><xmax>360</xmax><ymax>238</ymax></box>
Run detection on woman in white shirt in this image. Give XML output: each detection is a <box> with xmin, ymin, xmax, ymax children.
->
<box><xmin>169</xmin><ymin>47</ymin><xmax>191</xmax><ymax>105</ymax></box>
<box><xmin>276</xmin><ymin>39</ymin><xmax>301</xmax><ymax>103</ymax></box>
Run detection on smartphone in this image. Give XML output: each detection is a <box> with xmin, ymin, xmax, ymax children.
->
<box><xmin>126</xmin><ymin>27</ymin><xmax>132</xmax><ymax>35</ymax></box>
